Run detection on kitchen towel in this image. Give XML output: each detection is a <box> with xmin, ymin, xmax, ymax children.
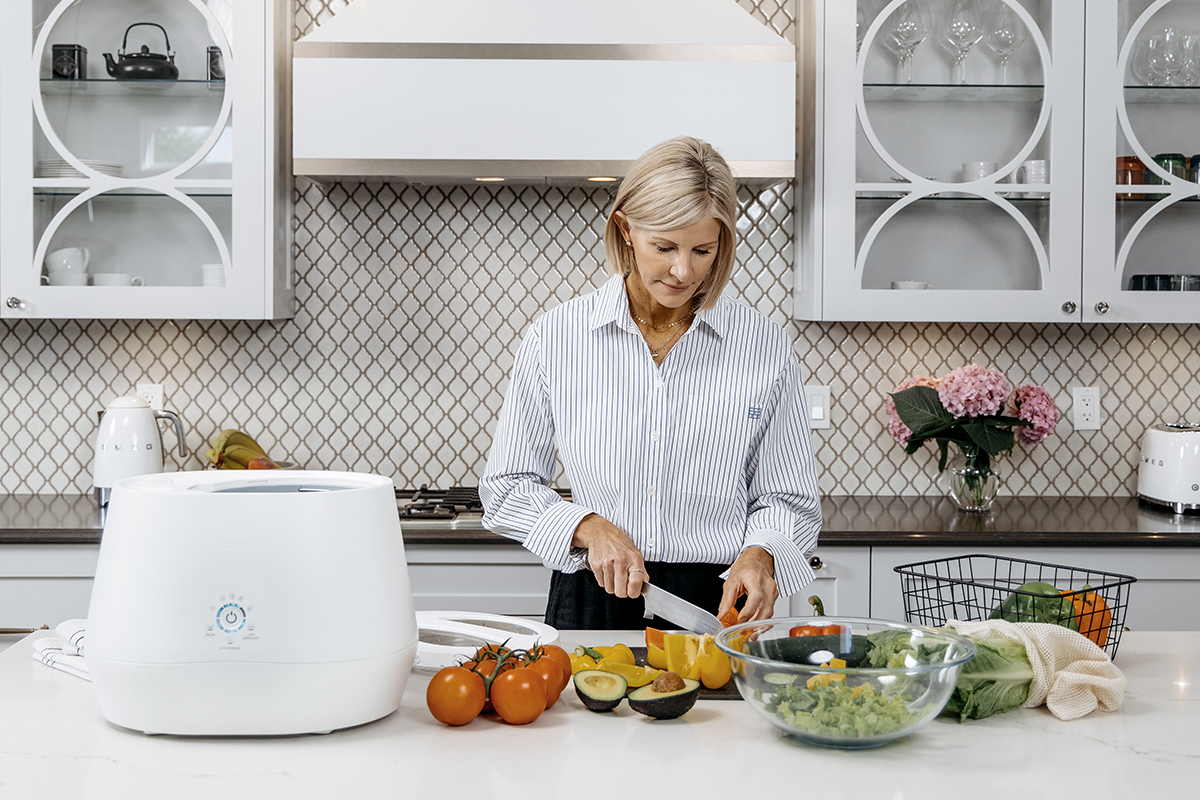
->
<box><xmin>30</xmin><ymin>619</ymin><xmax>90</xmax><ymax>682</ymax></box>
<box><xmin>946</xmin><ymin>619</ymin><xmax>1125</xmax><ymax>720</ymax></box>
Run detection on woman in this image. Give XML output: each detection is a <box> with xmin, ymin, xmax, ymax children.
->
<box><xmin>480</xmin><ymin>136</ymin><xmax>821</xmax><ymax>630</ymax></box>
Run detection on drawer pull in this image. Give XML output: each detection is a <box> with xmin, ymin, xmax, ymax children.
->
<box><xmin>809</xmin><ymin>555</ymin><xmax>824</xmax><ymax>571</ymax></box>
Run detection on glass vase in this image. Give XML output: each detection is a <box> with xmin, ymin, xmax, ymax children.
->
<box><xmin>939</xmin><ymin>454</ymin><xmax>1000</xmax><ymax>512</ymax></box>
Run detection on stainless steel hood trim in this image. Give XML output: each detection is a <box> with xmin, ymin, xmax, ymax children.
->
<box><xmin>294</xmin><ymin>158</ymin><xmax>796</xmax><ymax>180</ymax></box>
<box><xmin>293</xmin><ymin>42</ymin><xmax>795</xmax><ymax>62</ymax></box>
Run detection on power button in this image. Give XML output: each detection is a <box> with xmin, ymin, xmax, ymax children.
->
<box><xmin>216</xmin><ymin>603</ymin><xmax>246</xmax><ymax>633</ymax></box>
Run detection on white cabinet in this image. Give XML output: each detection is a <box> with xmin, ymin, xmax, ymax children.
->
<box><xmin>0</xmin><ymin>0</ymin><xmax>293</xmax><ymax>321</ymax></box>
<box><xmin>798</xmin><ymin>0</ymin><xmax>1200</xmax><ymax>323</ymax></box>
<box><xmin>0</xmin><ymin>544</ymin><xmax>99</xmax><ymax>653</ymax></box>
<box><xmin>405</xmin><ymin>544</ymin><xmax>552</xmax><ymax>619</ymax></box>
<box><xmin>1082</xmin><ymin>0</ymin><xmax>1200</xmax><ymax>322</ymax></box>
<box><xmin>774</xmin><ymin>546</ymin><xmax>872</xmax><ymax>618</ymax></box>
<box><xmin>871</xmin><ymin>545</ymin><xmax>1200</xmax><ymax>631</ymax></box>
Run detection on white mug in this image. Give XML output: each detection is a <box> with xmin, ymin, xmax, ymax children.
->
<box><xmin>92</xmin><ymin>273</ymin><xmax>145</xmax><ymax>287</ymax></box>
<box><xmin>1018</xmin><ymin>159</ymin><xmax>1049</xmax><ymax>197</ymax></box>
<box><xmin>891</xmin><ymin>280</ymin><xmax>932</xmax><ymax>290</ymax></box>
<box><xmin>961</xmin><ymin>161</ymin><xmax>998</xmax><ymax>182</ymax></box>
<box><xmin>41</xmin><ymin>270</ymin><xmax>89</xmax><ymax>286</ymax></box>
<box><xmin>45</xmin><ymin>246</ymin><xmax>90</xmax><ymax>273</ymax></box>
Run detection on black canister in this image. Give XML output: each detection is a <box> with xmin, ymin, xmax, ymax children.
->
<box><xmin>51</xmin><ymin>44</ymin><xmax>87</xmax><ymax>80</ymax></box>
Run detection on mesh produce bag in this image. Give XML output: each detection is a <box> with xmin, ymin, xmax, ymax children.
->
<box><xmin>946</xmin><ymin>619</ymin><xmax>1125</xmax><ymax>721</ymax></box>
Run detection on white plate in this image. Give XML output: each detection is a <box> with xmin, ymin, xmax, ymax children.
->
<box><xmin>414</xmin><ymin>611</ymin><xmax>558</xmax><ymax>673</ymax></box>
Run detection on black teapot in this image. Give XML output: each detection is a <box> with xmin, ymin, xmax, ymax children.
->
<box><xmin>103</xmin><ymin>23</ymin><xmax>179</xmax><ymax>81</ymax></box>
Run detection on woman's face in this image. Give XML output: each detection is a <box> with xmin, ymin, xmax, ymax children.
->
<box><xmin>617</xmin><ymin>212</ymin><xmax>722</xmax><ymax>312</ymax></box>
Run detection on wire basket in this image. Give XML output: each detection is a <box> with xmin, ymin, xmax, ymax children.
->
<box><xmin>894</xmin><ymin>554</ymin><xmax>1137</xmax><ymax>659</ymax></box>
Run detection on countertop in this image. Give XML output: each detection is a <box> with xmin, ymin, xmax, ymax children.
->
<box><xmin>0</xmin><ymin>629</ymin><xmax>1196</xmax><ymax>798</ymax></box>
<box><xmin>4</xmin><ymin>493</ymin><xmax>1200</xmax><ymax>547</ymax></box>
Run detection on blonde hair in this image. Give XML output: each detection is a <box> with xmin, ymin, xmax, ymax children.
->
<box><xmin>604</xmin><ymin>137</ymin><xmax>738</xmax><ymax>311</ymax></box>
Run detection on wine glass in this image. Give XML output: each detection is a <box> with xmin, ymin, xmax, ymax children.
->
<box><xmin>940</xmin><ymin>0</ymin><xmax>986</xmax><ymax>85</ymax></box>
<box><xmin>857</xmin><ymin>1</ymin><xmax>880</xmax><ymax>58</ymax></box>
<box><xmin>1159</xmin><ymin>27</ymin><xmax>1185</xmax><ymax>85</ymax></box>
<box><xmin>1180</xmin><ymin>34</ymin><xmax>1200</xmax><ymax>87</ymax></box>
<box><xmin>1132</xmin><ymin>34</ymin><xmax>1166</xmax><ymax>87</ymax></box>
<box><xmin>983</xmin><ymin>1</ymin><xmax>1028</xmax><ymax>85</ymax></box>
<box><xmin>881</xmin><ymin>0</ymin><xmax>932</xmax><ymax>84</ymax></box>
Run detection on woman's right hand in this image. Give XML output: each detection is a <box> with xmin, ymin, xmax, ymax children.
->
<box><xmin>572</xmin><ymin>514</ymin><xmax>647</xmax><ymax>599</ymax></box>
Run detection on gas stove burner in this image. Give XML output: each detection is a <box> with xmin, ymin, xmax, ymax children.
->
<box><xmin>396</xmin><ymin>484</ymin><xmax>571</xmax><ymax>530</ymax></box>
<box><xmin>397</xmin><ymin>485</ymin><xmax>484</xmax><ymax>519</ymax></box>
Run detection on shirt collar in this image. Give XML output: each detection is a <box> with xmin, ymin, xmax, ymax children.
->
<box><xmin>588</xmin><ymin>274</ymin><xmax>731</xmax><ymax>341</ymax></box>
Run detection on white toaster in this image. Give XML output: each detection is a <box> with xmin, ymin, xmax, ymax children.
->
<box><xmin>1137</xmin><ymin>423</ymin><xmax>1200</xmax><ymax>514</ymax></box>
<box><xmin>87</xmin><ymin>470</ymin><xmax>418</xmax><ymax>736</ymax></box>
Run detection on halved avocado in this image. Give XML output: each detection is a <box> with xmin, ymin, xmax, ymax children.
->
<box><xmin>574</xmin><ymin>669</ymin><xmax>628</xmax><ymax>712</ymax></box>
<box><xmin>627</xmin><ymin>674</ymin><xmax>701</xmax><ymax>719</ymax></box>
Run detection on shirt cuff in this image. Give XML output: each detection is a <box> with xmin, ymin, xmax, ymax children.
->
<box><xmin>740</xmin><ymin>531</ymin><xmax>816</xmax><ymax>599</ymax></box>
<box><xmin>523</xmin><ymin>501</ymin><xmax>595</xmax><ymax>572</ymax></box>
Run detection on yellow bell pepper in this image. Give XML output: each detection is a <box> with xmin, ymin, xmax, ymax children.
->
<box><xmin>597</xmin><ymin>660</ymin><xmax>662</xmax><ymax>688</ymax></box>
<box><xmin>569</xmin><ymin>653</ymin><xmax>598</xmax><ymax>674</ymax></box>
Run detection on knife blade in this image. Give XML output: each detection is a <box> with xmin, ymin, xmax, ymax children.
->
<box><xmin>640</xmin><ymin>582</ymin><xmax>723</xmax><ymax>635</ymax></box>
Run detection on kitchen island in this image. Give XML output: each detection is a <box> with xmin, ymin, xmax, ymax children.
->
<box><xmin>1</xmin><ymin>629</ymin><xmax>1196</xmax><ymax>798</ymax></box>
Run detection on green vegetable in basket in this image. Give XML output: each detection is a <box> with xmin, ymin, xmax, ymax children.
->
<box><xmin>988</xmin><ymin>581</ymin><xmax>1079</xmax><ymax>631</ymax></box>
<box><xmin>943</xmin><ymin>636</ymin><xmax>1034</xmax><ymax>721</ymax></box>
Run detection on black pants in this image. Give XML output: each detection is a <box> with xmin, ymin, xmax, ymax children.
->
<box><xmin>545</xmin><ymin>562</ymin><xmax>730</xmax><ymax>630</ymax></box>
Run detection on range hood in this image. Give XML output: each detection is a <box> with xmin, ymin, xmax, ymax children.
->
<box><xmin>292</xmin><ymin>0</ymin><xmax>796</xmax><ymax>185</ymax></box>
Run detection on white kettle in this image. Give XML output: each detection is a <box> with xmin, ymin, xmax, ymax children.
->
<box><xmin>92</xmin><ymin>395</ymin><xmax>187</xmax><ymax>506</ymax></box>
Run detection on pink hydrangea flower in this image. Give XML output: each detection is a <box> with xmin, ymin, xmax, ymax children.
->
<box><xmin>885</xmin><ymin>374</ymin><xmax>940</xmax><ymax>446</ymax></box>
<box><xmin>937</xmin><ymin>364</ymin><xmax>1012</xmax><ymax>419</ymax></box>
<box><xmin>1011</xmin><ymin>384</ymin><xmax>1060</xmax><ymax>445</ymax></box>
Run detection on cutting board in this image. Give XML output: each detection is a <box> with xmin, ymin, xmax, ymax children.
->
<box><xmin>629</xmin><ymin>646</ymin><xmax>741</xmax><ymax>700</ymax></box>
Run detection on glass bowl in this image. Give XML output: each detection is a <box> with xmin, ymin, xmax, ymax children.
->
<box><xmin>715</xmin><ymin>617</ymin><xmax>976</xmax><ymax>749</ymax></box>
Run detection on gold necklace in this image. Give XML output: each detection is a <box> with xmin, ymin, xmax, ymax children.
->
<box><xmin>629</xmin><ymin>298</ymin><xmax>698</xmax><ymax>331</ymax></box>
<box><xmin>647</xmin><ymin>320</ymin><xmax>690</xmax><ymax>362</ymax></box>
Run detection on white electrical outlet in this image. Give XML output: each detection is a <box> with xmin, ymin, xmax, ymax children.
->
<box><xmin>136</xmin><ymin>383</ymin><xmax>165</xmax><ymax>411</ymax></box>
<box><xmin>1072</xmin><ymin>387</ymin><xmax>1101</xmax><ymax>430</ymax></box>
<box><xmin>806</xmin><ymin>385</ymin><xmax>831</xmax><ymax>430</ymax></box>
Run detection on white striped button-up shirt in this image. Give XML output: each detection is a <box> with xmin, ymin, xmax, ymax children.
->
<box><xmin>480</xmin><ymin>274</ymin><xmax>822</xmax><ymax>598</ymax></box>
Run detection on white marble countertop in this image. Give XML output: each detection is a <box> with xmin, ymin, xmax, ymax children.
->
<box><xmin>2</xmin><ymin>629</ymin><xmax>1197</xmax><ymax>798</ymax></box>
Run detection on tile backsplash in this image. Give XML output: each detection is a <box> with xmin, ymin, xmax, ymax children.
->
<box><xmin>1</xmin><ymin>0</ymin><xmax>1196</xmax><ymax>498</ymax></box>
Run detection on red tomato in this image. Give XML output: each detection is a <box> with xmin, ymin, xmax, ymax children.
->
<box><xmin>526</xmin><ymin>656</ymin><xmax>565</xmax><ymax>708</ymax></box>
<box><xmin>537</xmin><ymin>644</ymin><xmax>573</xmax><ymax>693</ymax></box>
<box><xmin>821</xmin><ymin>624</ymin><xmax>847</xmax><ymax>635</ymax></box>
<box><xmin>789</xmin><ymin>625</ymin><xmax>823</xmax><ymax>637</ymax></box>
<box><xmin>426</xmin><ymin>667</ymin><xmax>486</xmax><ymax>726</ymax></box>
<box><xmin>489</xmin><ymin>668</ymin><xmax>546</xmax><ymax>725</ymax></box>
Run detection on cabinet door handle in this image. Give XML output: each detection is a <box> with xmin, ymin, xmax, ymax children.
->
<box><xmin>809</xmin><ymin>555</ymin><xmax>824</xmax><ymax>571</ymax></box>
<box><xmin>5</xmin><ymin>297</ymin><xmax>24</xmax><ymax>310</ymax></box>
<box><xmin>1061</xmin><ymin>301</ymin><xmax>1077</xmax><ymax>314</ymax></box>
<box><xmin>1095</xmin><ymin>301</ymin><xmax>1109</xmax><ymax>314</ymax></box>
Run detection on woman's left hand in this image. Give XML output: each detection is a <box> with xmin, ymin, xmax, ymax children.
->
<box><xmin>718</xmin><ymin>546</ymin><xmax>778</xmax><ymax>624</ymax></box>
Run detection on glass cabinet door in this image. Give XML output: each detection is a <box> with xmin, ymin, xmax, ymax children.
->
<box><xmin>803</xmin><ymin>0</ymin><xmax>1084</xmax><ymax>322</ymax></box>
<box><xmin>1083</xmin><ymin>0</ymin><xmax>1200</xmax><ymax>323</ymax></box>
<box><xmin>1</xmin><ymin>0</ymin><xmax>291</xmax><ymax>320</ymax></box>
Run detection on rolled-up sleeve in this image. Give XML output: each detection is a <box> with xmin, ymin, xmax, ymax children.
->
<box><xmin>480</xmin><ymin>322</ymin><xmax>594</xmax><ymax>571</ymax></box>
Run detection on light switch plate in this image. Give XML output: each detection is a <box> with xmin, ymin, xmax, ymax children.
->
<box><xmin>806</xmin><ymin>385</ymin><xmax>831</xmax><ymax>430</ymax></box>
<box><xmin>136</xmin><ymin>383</ymin><xmax>164</xmax><ymax>411</ymax></box>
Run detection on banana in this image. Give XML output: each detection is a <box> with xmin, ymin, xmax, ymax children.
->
<box><xmin>218</xmin><ymin>429</ymin><xmax>268</xmax><ymax>458</ymax></box>
<box><xmin>221</xmin><ymin>444</ymin><xmax>263</xmax><ymax>468</ymax></box>
<box><xmin>206</xmin><ymin>428</ymin><xmax>270</xmax><ymax>469</ymax></box>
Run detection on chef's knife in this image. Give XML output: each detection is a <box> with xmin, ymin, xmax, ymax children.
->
<box><xmin>640</xmin><ymin>582</ymin><xmax>723</xmax><ymax>635</ymax></box>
